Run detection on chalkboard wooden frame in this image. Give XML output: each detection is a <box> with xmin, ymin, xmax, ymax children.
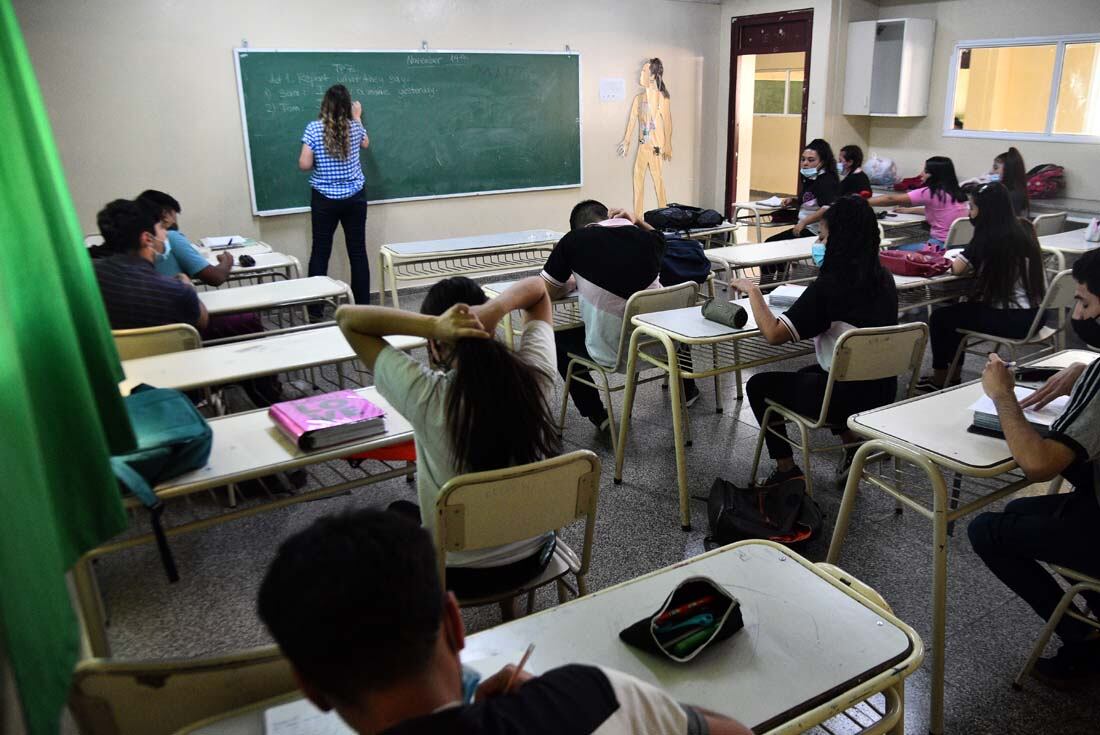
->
<box><xmin>233</xmin><ymin>48</ymin><xmax>584</xmax><ymax>216</ymax></box>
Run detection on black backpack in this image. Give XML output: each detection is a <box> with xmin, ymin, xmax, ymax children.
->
<box><xmin>705</xmin><ymin>475</ymin><xmax>823</xmax><ymax>547</ymax></box>
<box><xmin>645</xmin><ymin>203</ymin><xmax>723</xmax><ymax>231</ymax></box>
<box><xmin>660</xmin><ymin>237</ymin><xmax>711</xmax><ymax>287</ymax></box>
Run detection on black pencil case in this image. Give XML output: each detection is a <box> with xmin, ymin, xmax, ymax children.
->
<box><xmin>619</xmin><ymin>576</ymin><xmax>743</xmax><ymax>662</ymax></box>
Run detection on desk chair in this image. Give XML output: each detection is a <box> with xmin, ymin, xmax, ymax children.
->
<box><xmin>112</xmin><ymin>323</ymin><xmax>201</xmax><ymax>361</ymax></box>
<box><xmin>749</xmin><ymin>323</ymin><xmax>928</xmax><ymax>497</ymax></box>
<box><xmin>68</xmin><ymin>646</ymin><xmax>294</xmax><ymax>735</ymax></box>
<box><xmin>944</xmin><ymin>217</ymin><xmax>974</xmax><ymax>248</ymax></box>
<box><xmin>946</xmin><ymin>269</ymin><xmax>1078</xmax><ymax>381</ymax></box>
<box><xmin>1032</xmin><ymin>211</ymin><xmax>1067</xmax><ymax>237</ymax></box>
<box><xmin>559</xmin><ymin>282</ymin><xmax>698</xmax><ymax>455</ymax></box>
<box><xmin>1013</xmin><ymin>565</ymin><xmax>1100</xmax><ymax>690</ymax></box>
<box><xmin>434</xmin><ymin>450</ymin><xmax>600</xmax><ymax>620</ymax></box>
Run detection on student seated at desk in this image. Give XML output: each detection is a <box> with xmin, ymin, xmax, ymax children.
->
<box><xmin>766</xmin><ymin>138</ymin><xmax>841</xmax><ymax>242</ymax></box>
<box><xmin>837</xmin><ymin>145</ymin><xmax>871</xmax><ymax>198</ymax></box>
<box><xmin>136</xmin><ymin>190</ymin><xmax>233</xmax><ymax>286</ymax></box>
<box><xmin>991</xmin><ymin>147</ymin><xmax>1030</xmax><ymax>218</ymax></box>
<box><xmin>92</xmin><ymin>198</ymin><xmax>209</xmax><ymax>332</ymax></box>
<box><xmin>541</xmin><ymin>199</ymin><xmax>698</xmax><ymax>431</ymax></box>
<box><xmin>969</xmin><ymin>248</ymin><xmax>1100</xmax><ymax>683</ymax></box>
<box><xmin>917</xmin><ymin>183</ymin><xmax>1046</xmax><ymax>392</ymax></box>
<box><xmin>867</xmin><ymin>156</ymin><xmax>968</xmax><ymax>250</ymax></box>
<box><xmin>733</xmin><ymin>196</ymin><xmax>898</xmax><ymax>486</ymax></box>
<box><xmin>257</xmin><ymin>508</ymin><xmax>752</xmax><ymax>735</ymax></box>
<box><xmin>337</xmin><ymin>277</ymin><xmax>562</xmax><ymax>598</ymax></box>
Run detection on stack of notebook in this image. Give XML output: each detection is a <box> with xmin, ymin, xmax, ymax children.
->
<box><xmin>968</xmin><ymin>387</ymin><xmax>1069</xmax><ymax>437</ymax></box>
<box><xmin>270</xmin><ymin>390</ymin><xmax>387</xmax><ymax>451</ymax></box>
<box><xmin>767</xmin><ymin>284</ymin><xmax>807</xmax><ymax>309</ymax></box>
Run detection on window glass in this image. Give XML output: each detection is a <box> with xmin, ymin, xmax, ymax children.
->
<box><xmin>1053</xmin><ymin>42</ymin><xmax>1100</xmax><ymax>135</ymax></box>
<box><xmin>787</xmin><ymin>69</ymin><xmax>805</xmax><ymax>114</ymax></box>
<box><xmin>753</xmin><ymin>70</ymin><xmax>787</xmax><ymax>114</ymax></box>
<box><xmin>952</xmin><ymin>45</ymin><xmax>1056</xmax><ymax>133</ymax></box>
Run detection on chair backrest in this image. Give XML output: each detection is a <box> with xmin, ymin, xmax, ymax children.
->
<box><xmin>944</xmin><ymin>217</ymin><xmax>974</xmax><ymax>247</ymax></box>
<box><xmin>85</xmin><ymin>234</ymin><xmax>105</xmax><ymax>248</ymax></box>
<box><xmin>68</xmin><ymin>646</ymin><xmax>295</xmax><ymax>735</ymax></box>
<box><xmin>611</xmin><ymin>281</ymin><xmax>698</xmax><ymax>371</ymax></box>
<box><xmin>815</xmin><ymin>323</ymin><xmax>929</xmax><ymax>425</ymax></box>
<box><xmin>1023</xmin><ymin>269</ymin><xmax>1079</xmax><ymax>338</ymax></box>
<box><xmin>1032</xmin><ymin>212</ymin><xmax>1067</xmax><ymax>237</ymax></box>
<box><xmin>112</xmin><ymin>324</ymin><xmax>202</xmax><ymax>361</ymax></box>
<box><xmin>434</xmin><ymin>450</ymin><xmax>601</xmax><ymax>584</ymax></box>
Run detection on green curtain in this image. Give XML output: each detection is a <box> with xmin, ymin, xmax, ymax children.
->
<box><xmin>0</xmin><ymin>1</ymin><xmax>135</xmax><ymax>732</ymax></box>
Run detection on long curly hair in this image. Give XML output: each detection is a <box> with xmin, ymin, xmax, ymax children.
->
<box><xmin>319</xmin><ymin>84</ymin><xmax>352</xmax><ymax>160</ymax></box>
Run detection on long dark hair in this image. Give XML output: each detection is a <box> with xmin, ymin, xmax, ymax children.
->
<box><xmin>320</xmin><ymin>84</ymin><xmax>353</xmax><ymax>160</ymax></box>
<box><xmin>995</xmin><ymin>147</ymin><xmax>1029</xmax><ymax>203</ymax></box>
<box><xmin>648</xmin><ymin>58</ymin><xmax>669</xmax><ymax>98</ymax></box>
<box><xmin>421</xmin><ymin>277</ymin><xmax>561</xmax><ymax>473</ymax></box>
<box><xmin>968</xmin><ymin>183</ymin><xmax>1045</xmax><ymax>306</ymax></box>
<box><xmin>800</xmin><ymin>138</ymin><xmax>839</xmax><ymax>197</ymax></box>
<box><xmin>923</xmin><ymin>156</ymin><xmax>966</xmax><ymax>203</ymax></box>
<box><xmin>821</xmin><ymin>196</ymin><xmax>885</xmax><ymax>296</ymax></box>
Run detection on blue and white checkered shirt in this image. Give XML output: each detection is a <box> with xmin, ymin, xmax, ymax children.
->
<box><xmin>302</xmin><ymin>119</ymin><xmax>366</xmax><ymax>199</ymax></box>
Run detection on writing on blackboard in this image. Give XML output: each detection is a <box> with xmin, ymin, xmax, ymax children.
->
<box><xmin>407</xmin><ymin>55</ymin><xmax>442</xmax><ymax>66</ymax></box>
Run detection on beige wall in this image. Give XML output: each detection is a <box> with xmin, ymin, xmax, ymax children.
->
<box><xmin>13</xmin><ymin>0</ymin><xmax>721</xmax><ymax>292</ymax></box>
<box><xmin>750</xmin><ymin>116</ymin><xmax>802</xmax><ymax>193</ymax></box>
<box><xmin>869</xmin><ymin>0</ymin><xmax>1100</xmax><ymax>199</ymax></box>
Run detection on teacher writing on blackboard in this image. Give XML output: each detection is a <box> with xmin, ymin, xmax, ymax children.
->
<box><xmin>298</xmin><ymin>84</ymin><xmax>371</xmax><ymax>313</ymax></box>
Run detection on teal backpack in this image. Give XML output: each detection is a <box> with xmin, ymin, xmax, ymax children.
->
<box><xmin>110</xmin><ymin>385</ymin><xmax>213</xmax><ymax>582</ymax></box>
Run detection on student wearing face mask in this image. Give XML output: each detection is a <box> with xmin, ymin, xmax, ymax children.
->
<box><xmin>91</xmin><ymin>198</ymin><xmax>209</xmax><ymax>332</ymax></box>
<box><xmin>916</xmin><ymin>183</ymin><xmax>1046</xmax><ymax>392</ymax></box>
<box><xmin>968</xmin><ymin>247</ymin><xmax>1100</xmax><ymax>684</ymax></box>
<box><xmin>837</xmin><ymin>145</ymin><xmax>871</xmax><ymax>198</ymax></box>
<box><xmin>733</xmin><ymin>196</ymin><xmax>898</xmax><ymax>487</ymax></box>
<box><xmin>989</xmin><ymin>147</ymin><xmax>1030</xmax><ymax>218</ymax></box>
<box><xmin>766</xmin><ymin>138</ymin><xmax>842</xmax><ymax>242</ymax></box>
<box><xmin>867</xmin><ymin>156</ymin><xmax>969</xmax><ymax>250</ymax></box>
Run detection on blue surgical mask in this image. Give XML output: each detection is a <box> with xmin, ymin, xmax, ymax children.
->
<box><xmin>461</xmin><ymin>665</ymin><xmax>481</xmax><ymax>704</ymax></box>
<box><xmin>988</xmin><ymin>173</ymin><xmax>1001</xmax><ymax>183</ymax></box>
<box><xmin>811</xmin><ymin>241</ymin><xmax>826</xmax><ymax>267</ymax></box>
<box><xmin>836</xmin><ymin>163</ymin><xmax>846</xmax><ymax>176</ymax></box>
<box><xmin>154</xmin><ymin>233</ymin><xmax>173</xmax><ymax>263</ymax></box>
<box><xmin>800</xmin><ymin>167</ymin><xmax>819</xmax><ymax>179</ymax></box>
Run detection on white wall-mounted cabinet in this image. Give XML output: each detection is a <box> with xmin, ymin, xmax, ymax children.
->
<box><xmin>843</xmin><ymin>18</ymin><xmax>936</xmax><ymax>117</ymax></box>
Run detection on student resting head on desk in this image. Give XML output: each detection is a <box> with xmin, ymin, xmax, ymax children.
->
<box><xmin>336</xmin><ymin>276</ymin><xmax>563</xmax><ymax>601</ymax></box>
<box><xmin>732</xmin><ymin>195</ymin><xmax>898</xmax><ymax>488</ymax></box>
<box><xmin>866</xmin><ymin>155</ymin><xmax>968</xmax><ymax>251</ymax></box>
<box><xmin>968</xmin><ymin>247</ymin><xmax>1100</xmax><ymax>684</ymax></box>
<box><xmin>916</xmin><ymin>182</ymin><xmax>1046</xmax><ymax>392</ymax></box>
<box><xmin>257</xmin><ymin>508</ymin><xmax>753</xmax><ymax>735</ymax></box>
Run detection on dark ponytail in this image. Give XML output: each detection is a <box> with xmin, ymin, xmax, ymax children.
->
<box><xmin>421</xmin><ymin>277</ymin><xmax>561</xmax><ymax>473</ymax></box>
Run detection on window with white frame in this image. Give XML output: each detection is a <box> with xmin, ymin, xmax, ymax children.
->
<box><xmin>753</xmin><ymin>68</ymin><xmax>805</xmax><ymax>116</ymax></box>
<box><xmin>945</xmin><ymin>34</ymin><xmax>1100</xmax><ymax>142</ymax></box>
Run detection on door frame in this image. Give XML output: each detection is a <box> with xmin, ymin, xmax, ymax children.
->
<box><xmin>724</xmin><ymin>9</ymin><xmax>814</xmax><ymax>218</ymax></box>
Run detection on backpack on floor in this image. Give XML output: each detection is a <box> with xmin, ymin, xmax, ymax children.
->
<box><xmin>660</xmin><ymin>237</ymin><xmax>711</xmax><ymax>287</ymax></box>
<box><xmin>705</xmin><ymin>475</ymin><xmax>822</xmax><ymax>547</ymax></box>
<box><xmin>1026</xmin><ymin>164</ymin><xmax>1065</xmax><ymax>200</ymax></box>
<box><xmin>110</xmin><ymin>385</ymin><xmax>213</xmax><ymax>582</ymax></box>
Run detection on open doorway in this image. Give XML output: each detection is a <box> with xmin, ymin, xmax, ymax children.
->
<box><xmin>725</xmin><ymin>10</ymin><xmax>813</xmax><ymax>232</ymax></box>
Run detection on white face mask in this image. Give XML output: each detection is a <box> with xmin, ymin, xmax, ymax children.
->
<box><xmin>154</xmin><ymin>232</ymin><xmax>172</xmax><ymax>263</ymax></box>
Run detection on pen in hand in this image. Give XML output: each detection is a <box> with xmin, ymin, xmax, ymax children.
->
<box><xmin>504</xmin><ymin>643</ymin><xmax>535</xmax><ymax>693</ymax></box>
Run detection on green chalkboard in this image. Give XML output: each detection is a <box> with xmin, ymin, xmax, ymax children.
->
<box><xmin>234</xmin><ymin>49</ymin><xmax>582</xmax><ymax>215</ymax></box>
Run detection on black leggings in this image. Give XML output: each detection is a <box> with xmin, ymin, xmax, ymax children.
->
<box><xmin>929</xmin><ymin>303</ymin><xmax>1038</xmax><ymax>370</ymax></box>
<box><xmin>309</xmin><ymin>187</ymin><xmax>371</xmax><ymax>307</ymax></box>
<box><xmin>747</xmin><ymin>365</ymin><xmax>896</xmax><ymax>460</ymax></box>
<box><xmin>762</xmin><ymin>228</ymin><xmax>804</xmax><ymax>277</ymax></box>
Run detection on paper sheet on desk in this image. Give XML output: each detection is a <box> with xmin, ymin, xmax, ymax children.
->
<box><xmin>201</xmin><ymin>235</ymin><xmax>247</xmax><ymax>249</ymax></box>
<box><xmin>755</xmin><ymin>196</ymin><xmax>785</xmax><ymax>207</ymax></box>
<box><xmin>967</xmin><ymin>387</ymin><xmax>1070</xmax><ymax>427</ymax></box>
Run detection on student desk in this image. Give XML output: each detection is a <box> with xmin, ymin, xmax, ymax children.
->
<box><xmin>198</xmin><ymin>277</ymin><xmax>351</xmax><ymax>344</ymax></box>
<box><xmin>377</xmin><ymin>229</ymin><xmax>563</xmax><ymax>308</ymax></box>
<box><xmin>614</xmin><ymin>300</ymin><xmax>813</xmax><ymax>529</ymax></box>
<box><xmin>826</xmin><ymin>348</ymin><xmax>1099</xmax><ymax>735</ymax></box>
<box><xmin>1039</xmin><ymin>228</ymin><xmax>1098</xmax><ymax>271</ymax></box>
<box><xmin>199</xmin><ymin>246</ymin><xmax>302</xmax><ymax>284</ymax></box>
<box><xmin>72</xmin><ymin>387</ymin><xmax>414</xmax><ymax>658</ymax></box>
<box><xmin>178</xmin><ymin>541</ymin><xmax>923</xmax><ymax>735</ymax></box>
<box><xmin>892</xmin><ymin>272</ymin><xmax>970</xmax><ymax>313</ymax></box>
<box><xmin>705</xmin><ymin>236</ymin><xmax>818</xmax><ymax>292</ymax></box>
<box><xmin>198</xmin><ymin>242</ymin><xmax>272</xmax><ymax>259</ymax></box>
<box><xmin>119</xmin><ymin>327</ymin><xmax>424</xmax><ymax>395</ymax></box>
<box><xmin>681</xmin><ymin>220</ymin><xmax>740</xmax><ymax>248</ymax></box>
<box><xmin>730</xmin><ymin>201</ymin><xmax>786</xmax><ymax>243</ymax></box>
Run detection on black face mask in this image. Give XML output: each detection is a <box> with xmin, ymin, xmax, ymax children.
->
<box><xmin>1071</xmin><ymin>316</ymin><xmax>1100</xmax><ymax>348</ymax></box>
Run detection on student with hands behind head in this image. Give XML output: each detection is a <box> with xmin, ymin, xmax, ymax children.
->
<box><xmin>968</xmin><ymin>248</ymin><xmax>1100</xmax><ymax>683</ymax></box>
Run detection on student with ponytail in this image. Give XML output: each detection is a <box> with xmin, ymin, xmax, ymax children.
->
<box><xmin>336</xmin><ymin>276</ymin><xmax>562</xmax><ymax>597</ymax></box>
<box><xmin>991</xmin><ymin>147</ymin><xmax>1030</xmax><ymax>217</ymax></box>
<box><xmin>299</xmin><ymin>84</ymin><xmax>371</xmax><ymax>312</ymax></box>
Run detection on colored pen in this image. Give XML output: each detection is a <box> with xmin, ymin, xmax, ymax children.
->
<box><xmin>505</xmin><ymin>643</ymin><xmax>535</xmax><ymax>693</ymax></box>
<box><xmin>654</xmin><ymin>613</ymin><xmax>714</xmax><ymax>636</ymax></box>
<box><xmin>653</xmin><ymin>595</ymin><xmax>716</xmax><ymax>625</ymax></box>
<box><xmin>670</xmin><ymin>625</ymin><xmax>719</xmax><ymax>657</ymax></box>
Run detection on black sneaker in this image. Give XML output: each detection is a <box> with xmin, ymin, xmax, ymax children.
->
<box><xmin>1032</xmin><ymin>638</ymin><xmax>1100</xmax><ymax>688</ymax></box>
<box><xmin>589</xmin><ymin>413</ymin><xmax>610</xmax><ymax>432</ymax></box>
<box><xmin>835</xmin><ymin>446</ymin><xmax>860</xmax><ymax>486</ymax></box>
<box><xmin>756</xmin><ymin>465</ymin><xmax>804</xmax><ymax>489</ymax></box>
<box><xmin>683</xmin><ymin>381</ymin><xmax>701</xmax><ymax>408</ymax></box>
<box><xmin>914</xmin><ymin>376</ymin><xmax>944</xmax><ymax>394</ymax></box>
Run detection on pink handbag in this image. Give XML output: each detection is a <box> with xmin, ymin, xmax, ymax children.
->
<box><xmin>879</xmin><ymin>249</ymin><xmax>950</xmax><ymax>277</ymax></box>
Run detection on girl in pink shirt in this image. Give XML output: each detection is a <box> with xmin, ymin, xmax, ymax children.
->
<box><xmin>868</xmin><ymin>156</ymin><xmax>969</xmax><ymax>250</ymax></box>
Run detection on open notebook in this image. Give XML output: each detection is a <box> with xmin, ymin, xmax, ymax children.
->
<box><xmin>968</xmin><ymin>387</ymin><xmax>1070</xmax><ymax>437</ymax></box>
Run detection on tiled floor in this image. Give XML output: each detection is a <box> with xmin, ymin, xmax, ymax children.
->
<box><xmin>87</xmin><ymin>285</ymin><xmax>1100</xmax><ymax>734</ymax></box>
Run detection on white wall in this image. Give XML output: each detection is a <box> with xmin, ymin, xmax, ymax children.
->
<box><xmin>868</xmin><ymin>0</ymin><xmax>1100</xmax><ymax>199</ymax></box>
<box><xmin>13</xmin><ymin>0</ymin><xmax>721</xmax><ymax>292</ymax></box>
